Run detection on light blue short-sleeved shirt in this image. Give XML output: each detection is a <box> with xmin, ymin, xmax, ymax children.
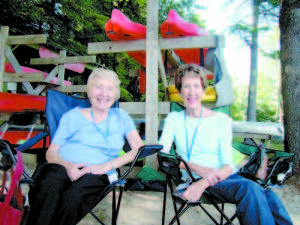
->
<box><xmin>52</xmin><ymin>107</ymin><xmax>135</xmax><ymax>166</ymax></box>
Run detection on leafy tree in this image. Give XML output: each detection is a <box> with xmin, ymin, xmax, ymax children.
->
<box><xmin>280</xmin><ymin>0</ymin><xmax>300</xmax><ymax>182</ymax></box>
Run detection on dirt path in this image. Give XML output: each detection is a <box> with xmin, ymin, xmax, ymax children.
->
<box><xmin>79</xmin><ymin>185</ymin><xmax>300</xmax><ymax>225</ymax></box>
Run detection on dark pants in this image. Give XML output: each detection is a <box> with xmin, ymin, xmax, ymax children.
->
<box><xmin>27</xmin><ymin>163</ymin><xmax>110</xmax><ymax>225</ymax></box>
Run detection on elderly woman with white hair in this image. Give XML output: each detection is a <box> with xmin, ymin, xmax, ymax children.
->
<box><xmin>27</xmin><ymin>68</ymin><xmax>143</xmax><ymax>225</ymax></box>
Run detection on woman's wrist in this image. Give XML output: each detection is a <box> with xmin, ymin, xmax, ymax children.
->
<box><xmin>110</xmin><ymin>161</ymin><xmax>115</xmax><ymax>171</ymax></box>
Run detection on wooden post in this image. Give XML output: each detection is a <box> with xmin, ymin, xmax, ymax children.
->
<box><xmin>0</xmin><ymin>26</ymin><xmax>9</xmax><ymax>92</ymax></box>
<box><xmin>145</xmin><ymin>0</ymin><xmax>159</xmax><ymax>169</ymax></box>
<box><xmin>58</xmin><ymin>50</ymin><xmax>66</xmax><ymax>85</ymax></box>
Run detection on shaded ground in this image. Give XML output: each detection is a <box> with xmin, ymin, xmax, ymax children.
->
<box><xmin>79</xmin><ymin>184</ymin><xmax>300</xmax><ymax>225</ymax></box>
<box><xmin>2</xmin><ymin>154</ymin><xmax>298</xmax><ymax>225</ymax></box>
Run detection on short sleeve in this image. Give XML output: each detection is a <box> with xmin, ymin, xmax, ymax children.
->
<box><xmin>118</xmin><ymin>109</ymin><xmax>136</xmax><ymax>136</ymax></box>
<box><xmin>159</xmin><ymin>113</ymin><xmax>175</xmax><ymax>154</ymax></box>
<box><xmin>52</xmin><ymin>109</ymin><xmax>78</xmax><ymax>146</ymax></box>
<box><xmin>218</xmin><ymin>114</ymin><xmax>235</xmax><ymax>169</ymax></box>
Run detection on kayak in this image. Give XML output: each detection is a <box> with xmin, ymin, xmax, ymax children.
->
<box><xmin>39</xmin><ymin>46</ymin><xmax>85</xmax><ymax>74</ymax></box>
<box><xmin>0</xmin><ymin>92</ymin><xmax>46</xmax><ymax>113</ymax></box>
<box><xmin>161</xmin><ymin>10</ymin><xmax>208</xmax><ymax>65</ymax></box>
<box><xmin>105</xmin><ymin>9</ymin><xmax>147</xmax><ymax>66</ymax></box>
<box><xmin>4</xmin><ymin>62</ymin><xmax>71</xmax><ymax>85</ymax></box>
<box><xmin>0</xmin><ymin>130</ymin><xmax>50</xmax><ymax>149</ymax></box>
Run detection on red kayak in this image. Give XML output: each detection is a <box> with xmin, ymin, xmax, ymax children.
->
<box><xmin>0</xmin><ymin>130</ymin><xmax>50</xmax><ymax>149</ymax></box>
<box><xmin>161</xmin><ymin>10</ymin><xmax>208</xmax><ymax>65</ymax></box>
<box><xmin>0</xmin><ymin>92</ymin><xmax>46</xmax><ymax>113</ymax></box>
<box><xmin>4</xmin><ymin>62</ymin><xmax>71</xmax><ymax>86</ymax></box>
<box><xmin>105</xmin><ymin>9</ymin><xmax>147</xmax><ymax>67</ymax></box>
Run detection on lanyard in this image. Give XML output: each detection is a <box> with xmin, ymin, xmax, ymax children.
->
<box><xmin>185</xmin><ymin>107</ymin><xmax>202</xmax><ymax>162</ymax></box>
<box><xmin>90</xmin><ymin>108</ymin><xmax>111</xmax><ymax>155</ymax></box>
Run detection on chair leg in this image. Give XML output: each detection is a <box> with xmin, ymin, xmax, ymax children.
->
<box><xmin>168</xmin><ymin>177</ymin><xmax>181</xmax><ymax>225</ymax></box>
<box><xmin>169</xmin><ymin>203</ymin><xmax>188</xmax><ymax>225</ymax></box>
<box><xmin>115</xmin><ymin>186</ymin><xmax>124</xmax><ymax>222</ymax></box>
<box><xmin>162</xmin><ymin>176</ymin><xmax>168</xmax><ymax>225</ymax></box>
<box><xmin>90</xmin><ymin>211</ymin><xmax>106</xmax><ymax>225</ymax></box>
<box><xmin>112</xmin><ymin>189</ymin><xmax>117</xmax><ymax>225</ymax></box>
<box><xmin>208</xmin><ymin>199</ymin><xmax>234</xmax><ymax>225</ymax></box>
<box><xmin>220</xmin><ymin>203</ymin><xmax>224</xmax><ymax>224</ymax></box>
<box><xmin>197</xmin><ymin>203</ymin><xmax>220</xmax><ymax>225</ymax></box>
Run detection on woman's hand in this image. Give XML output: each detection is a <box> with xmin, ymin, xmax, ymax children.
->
<box><xmin>181</xmin><ymin>179</ymin><xmax>209</xmax><ymax>202</ymax></box>
<box><xmin>195</xmin><ymin>167</ymin><xmax>221</xmax><ymax>186</ymax></box>
<box><xmin>65</xmin><ymin>163</ymin><xmax>86</xmax><ymax>182</ymax></box>
<box><xmin>80</xmin><ymin>164</ymin><xmax>110</xmax><ymax>176</ymax></box>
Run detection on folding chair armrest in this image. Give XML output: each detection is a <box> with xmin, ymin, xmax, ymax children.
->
<box><xmin>158</xmin><ymin>152</ymin><xmax>198</xmax><ymax>182</ymax></box>
<box><xmin>16</xmin><ymin>132</ymin><xmax>48</xmax><ymax>152</ymax></box>
<box><xmin>120</xmin><ymin>144</ymin><xmax>163</xmax><ymax>180</ymax></box>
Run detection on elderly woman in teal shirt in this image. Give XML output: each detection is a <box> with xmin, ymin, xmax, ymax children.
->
<box><xmin>27</xmin><ymin>68</ymin><xmax>143</xmax><ymax>225</ymax></box>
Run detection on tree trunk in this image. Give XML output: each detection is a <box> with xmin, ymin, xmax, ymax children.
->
<box><xmin>247</xmin><ymin>0</ymin><xmax>260</xmax><ymax>121</ymax></box>
<box><xmin>280</xmin><ymin>0</ymin><xmax>300</xmax><ymax>182</ymax></box>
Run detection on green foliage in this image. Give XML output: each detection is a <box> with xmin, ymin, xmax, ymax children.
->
<box><xmin>230</xmin><ymin>71</ymin><xmax>280</xmax><ymax>122</ymax></box>
<box><xmin>159</xmin><ymin>0</ymin><xmax>205</xmax><ymax>27</ymax></box>
<box><xmin>230</xmin><ymin>83</ymin><xmax>248</xmax><ymax>121</ymax></box>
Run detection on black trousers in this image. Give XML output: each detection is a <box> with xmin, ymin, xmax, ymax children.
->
<box><xmin>27</xmin><ymin>163</ymin><xmax>110</xmax><ymax>225</ymax></box>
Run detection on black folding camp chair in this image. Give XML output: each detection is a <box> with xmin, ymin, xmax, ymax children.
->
<box><xmin>43</xmin><ymin>89</ymin><xmax>163</xmax><ymax>224</ymax></box>
<box><xmin>157</xmin><ymin>102</ymin><xmax>294</xmax><ymax>225</ymax></box>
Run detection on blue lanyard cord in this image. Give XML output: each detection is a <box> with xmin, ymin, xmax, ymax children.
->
<box><xmin>90</xmin><ymin>108</ymin><xmax>111</xmax><ymax>156</ymax></box>
<box><xmin>185</xmin><ymin>107</ymin><xmax>203</xmax><ymax>162</ymax></box>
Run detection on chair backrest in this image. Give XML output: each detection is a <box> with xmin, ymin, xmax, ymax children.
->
<box><xmin>45</xmin><ymin>90</ymin><xmax>119</xmax><ymax>141</ymax></box>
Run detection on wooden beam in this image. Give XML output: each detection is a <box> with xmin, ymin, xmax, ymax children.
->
<box><xmin>3</xmin><ymin>73</ymin><xmax>45</xmax><ymax>82</ymax></box>
<box><xmin>164</xmin><ymin>50</ymin><xmax>181</xmax><ymax>67</ymax></box>
<box><xmin>5</xmin><ymin>45</ymin><xmax>35</xmax><ymax>94</ymax></box>
<box><xmin>145</xmin><ymin>0</ymin><xmax>159</xmax><ymax>169</ymax></box>
<box><xmin>158</xmin><ymin>50</ymin><xmax>168</xmax><ymax>88</ymax></box>
<box><xmin>88</xmin><ymin>40</ymin><xmax>145</xmax><ymax>54</ymax></box>
<box><xmin>54</xmin><ymin>85</ymin><xmax>87</xmax><ymax>92</ymax></box>
<box><xmin>57</xmin><ymin>50</ymin><xmax>66</xmax><ymax>85</ymax></box>
<box><xmin>129</xmin><ymin>68</ymin><xmax>177</xmax><ymax>77</ymax></box>
<box><xmin>0</xmin><ymin>26</ymin><xmax>9</xmax><ymax>92</ymax></box>
<box><xmin>33</xmin><ymin>66</ymin><xmax>59</xmax><ymax>95</ymax></box>
<box><xmin>87</xmin><ymin>35</ymin><xmax>224</xmax><ymax>54</ymax></box>
<box><xmin>120</xmin><ymin>102</ymin><xmax>170</xmax><ymax>115</ymax></box>
<box><xmin>30</xmin><ymin>55</ymin><xmax>96</xmax><ymax>65</ymax></box>
<box><xmin>7</xmin><ymin>34</ymin><xmax>48</xmax><ymax>45</ymax></box>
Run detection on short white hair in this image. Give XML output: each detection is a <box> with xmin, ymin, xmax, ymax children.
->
<box><xmin>87</xmin><ymin>68</ymin><xmax>121</xmax><ymax>100</ymax></box>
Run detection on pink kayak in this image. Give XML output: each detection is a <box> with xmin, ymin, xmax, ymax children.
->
<box><xmin>105</xmin><ymin>9</ymin><xmax>147</xmax><ymax>67</ymax></box>
<box><xmin>161</xmin><ymin>10</ymin><xmax>208</xmax><ymax>65</ymax></box>
<box><xmin>4</xmin><ymin>62</ymin><xmax>71</xmax><ymax>85</ymax></box>
<box><xmin>39</xmin><ymin>46</ymin><xmax>85</xmax><ymax>74</ymax></box>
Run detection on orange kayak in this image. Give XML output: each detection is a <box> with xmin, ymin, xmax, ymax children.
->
<box><xmin>0</xmin><ymin>92</ymin><xmax>46</xmax><ymax>113</ymax></box>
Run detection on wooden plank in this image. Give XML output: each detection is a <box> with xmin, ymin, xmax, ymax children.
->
<box><xmin>3</xmin><ymin>73</ymin><xmax>45</xmax><ymax>82</ymax></box>
<box><xmin>7</xmin><ymin>34</ymin><xmax>48</xmax><ymax>45</ymax></box>
<box><xmin>164</xmin><ymin>50</ymin><xmax>181</xmax><ymax>67</ymax></box>
<box><xmin>159</xmin><ymin>35</ymin><xmax>222</xmax><ymax>50</ymax></box>
<box><xmin>120</xmin><ymin>102</ymin><xmax>170</xmax><ymax>115</ymax></box>
<box><xmin>145</xmin><ymin>0</ymin><xmax>159</xmax><ymax>169</ymax></box>
<box><xmin>33</xmin><ymin>66</ymin><xmax>59</xmax><ymax>95</ymax></box>
<box><xmin>5</xmin><ymin>45</ymin><xmax>35</xmax><ymax>94</ymax></box>
<box><xmin>157</xmin><ymin>50</ymin><xmax>168</xmax><ymax>88</ymax></box>
<box><xmin>58</xmin><ymin>50</ymin><xmax>66</xmax><ymax>85</ymax></box>
<box><xmin>88</xmin><ymin>40</ymin><xmax>145</xmax><ymax>54</ymax></box>
<box><xmin>129</xmin><ymin>68</ymin><xmax>177</xmax><ymax>77</ymax></box>
<box><xmin>30</xmin><ymin>55</ymin><xmax>96</xmax><ymax>65</ymax></box>
<box><xmin>87</xmin><ymin>35</ymin><xmax>224</xmax><ymax>54</ymax></box>
<box><xmin>54</xmin><ymin>85</ymin><xmax>87</xmax><ymax>92</ymax></box>
<box><xmin>0</xmin><ymin>26</ymin><xmax>9</xmax><ymax>92</ymax></box>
